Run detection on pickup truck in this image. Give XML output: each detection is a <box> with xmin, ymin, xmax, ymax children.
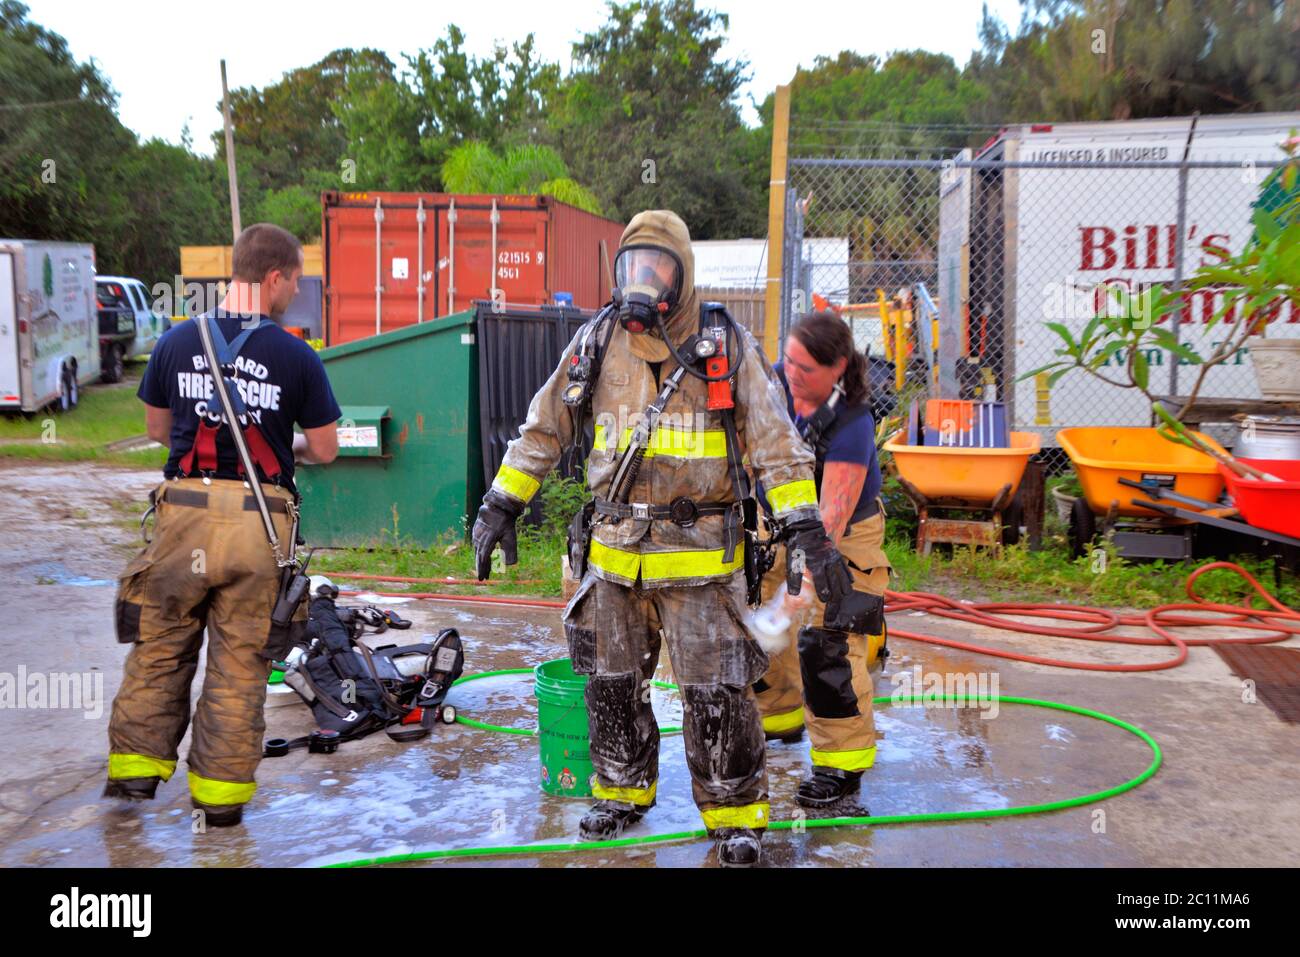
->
<box><xmin>94</xmin><ymin>276</ymin><xmax>167</xmax><ymax>383</ymax></box>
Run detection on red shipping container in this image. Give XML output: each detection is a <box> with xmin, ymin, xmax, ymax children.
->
<box><xmin>322</xmin><ymin>191</ymin><xmax>626</xmax><ymax>345</ymax></box>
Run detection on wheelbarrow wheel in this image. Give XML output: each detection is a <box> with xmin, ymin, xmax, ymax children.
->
<box><xmin>1068</xmin><ymin>496</ymin><xmax>1097</xmax><ymax>558</ymax></box>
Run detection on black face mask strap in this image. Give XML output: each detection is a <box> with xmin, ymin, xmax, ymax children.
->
<box><xmin>801</xmin><ymin>381</ymin><xmax>845</xmax><ymax>445</ymax></box>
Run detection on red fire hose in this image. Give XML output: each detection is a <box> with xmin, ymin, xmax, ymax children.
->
<box><xmin>341</xmin><ymin>561</ymin><xmax>1300</xmax><ymax>673</ymax></box>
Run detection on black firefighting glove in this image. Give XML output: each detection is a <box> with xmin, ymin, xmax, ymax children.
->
<box><xmin>472</xmin><ymin>488</ymin><xmax>523</xmax><ymax>580</ymax></box>
<box><xmin>825</xmin><ymin>589</ymin><xmax>886</xmax><ymax>635</ymax></box>
<box><xmin>785</xmin><ymin>518</ymin><xmax>853</xmax><ymax>603</ymax></box>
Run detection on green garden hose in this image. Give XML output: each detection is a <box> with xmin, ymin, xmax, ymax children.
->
<box><xmin>324</xmin><ymin>671</ymin><xmax>1162</xmax><ymax>867</ymax></box>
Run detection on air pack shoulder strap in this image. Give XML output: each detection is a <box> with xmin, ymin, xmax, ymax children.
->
<box><xmin>194</xmin><ymin>314</ymin><xmax>288</xmax><ymax>566</ymax></box>
<box><xmin>186</xmin><ymin>316</ymin><xmax>283</xmax><ymax>481</ymax></box>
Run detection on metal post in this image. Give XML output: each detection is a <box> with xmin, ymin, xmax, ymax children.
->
<box><xmin>490</xmin><ymin>198</ymin><xmax>500</xmax><ymax>307</ymax></box>
<box><xmin>417</xmin><ymin>196</ymin><xmax>426</xmax><ymax>323</ymax></box>
<box><xmin>374</xmin><ymin>197</ymin><xmax>384</xmax><ymax>336</ymax></box>
<box><xmin>447</xmin><ymin>197</ymin><xmax>457</xmax><ymax>315</ymax></box>
<box><xmin>764</xmin><ymin>83</ymin><xmax>791</xmax><ymax>363</ymax></box>
<box><xmin>793</xmin><ymin>196</ymin><xmax>807</xmax><ymax>328</ymax></box>
<box><xmin>779</xmin><ymin>187</ymin><xmax>798</xmax><ymax>345</ymax></box>
<box><xmin>1169</xmin><ymin>115</ymin><xmax>1198</xmax><ymax>399</ymax></box>
<box><xmin>219</xmin><ymin>60</ymin><xmax>242</xmax><ymax>242</ymax></box>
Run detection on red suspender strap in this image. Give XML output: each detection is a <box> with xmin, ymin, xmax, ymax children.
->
<box><xmin>179</xmin><ymin>419</ymin><xmax>220</xmax><ymax>475</ymax></box>
<box><xmin>240</xmin><ymin>421</ymin><xmax>283</xmax><ymax>480</ymax></box>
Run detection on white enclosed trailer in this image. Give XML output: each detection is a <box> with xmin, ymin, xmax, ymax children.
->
<box><xmin>0</xmin><ymin>240</ymin><xmax>100</xmax><ymax>413</ymax></box>
<box><xmin>936</xmin><ymin>113</ymin><xmax>1300</xmax><ymax>447</ymax></box>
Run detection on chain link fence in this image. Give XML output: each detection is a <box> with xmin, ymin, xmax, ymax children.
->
<box><xmin>782</xmin><ymin>119</ymin><xmax>1297</xmax><ymax>453</ymax></box>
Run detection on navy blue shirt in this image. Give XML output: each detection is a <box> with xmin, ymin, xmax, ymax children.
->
<box><xmin>762</xmin><ymin>361</ymin><xmax>881</xmax><ymax>523</ymax></box>
<box><xmin>139</xmin><ymin>311</ymin><xmax>341</xmax><ymax>493</ymax></box>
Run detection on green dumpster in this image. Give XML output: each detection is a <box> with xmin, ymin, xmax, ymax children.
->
<box><xmin>297</xmin><ymin>310</ymin><xmax>483</xmax><ymax>547</ymax></box>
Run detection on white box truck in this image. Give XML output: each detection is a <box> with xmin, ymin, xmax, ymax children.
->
<box><xmin>936</xmin><ymin>112</ymin><xmax>1300</xmax><ymax>447</ymax></box>
<box><xmin>0</xmin><ymin>240</ymin><xmax>100</xmax><ymax>413</ymax></box>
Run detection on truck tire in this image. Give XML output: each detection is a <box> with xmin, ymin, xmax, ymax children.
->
<box><xmin>1067</xmin><ymin>496</ymin><xmax>1096</xmax><ymax>559</ymax></box>
<box><xmin>101</xmin><ymin>343</ymin><xmax>125</xmax><ymax>383</ymax></box>
<box><xmin>57</xmin><ymin>365</ymin><xmax>79</xmax><ymax>413</ymax></box>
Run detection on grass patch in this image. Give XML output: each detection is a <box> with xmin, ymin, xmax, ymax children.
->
<box><xmin>0</xmin><ymin>360</ymin><xmax>166</xmax><ymax>467</ymax></box>
<box><xmin>885</xmin><ymin>533</ymin><xmax>1300</xmax><ymax>609</ymax></box>
<box><xmin>312</xmin><ymin>471</ymin><xmax>586</xmax><ymax>599</ymax></box>
<box><xmin>314</xmin><ymin>463</ymin><xmax>1300</xmax><ymax>609</ymax></box>
<box><xmin>314</xmin><ymin>528</ymin><xmax>567</xmax><ymax>599</ymax></box>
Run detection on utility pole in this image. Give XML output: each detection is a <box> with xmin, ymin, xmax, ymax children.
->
<box><xmin>220</xmin><ymin>59</ymin><xmax>242</xmax><ymax>242</ymax></box>
<box><xmin>763</xmin><ymin>83</ymin><xmax>791</xmax><ymax>364</ymax></box>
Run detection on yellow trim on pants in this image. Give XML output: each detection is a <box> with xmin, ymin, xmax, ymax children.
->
<box><xmin>810</xmin><ymin>746</ymin><xmax>877</xmax><ymax>772</ymax></box>
<box><xmin>766</xmin><ymin>479</ymin><xmax>817</xmax><ymax>515</ymax></box>
<box><xmin>588</xmin><ymin>538</ymin><xmax>744</xmax><ymax>582</ymax></box>
<box><xmin>188</xmin><ymin>772</ymin><xmax>257</xmax><ymax>807</ymax></box>
<box><xmin>492</xmin><ymin>465</ymin><xmax>541</xmax><ymax>504</ymax></box>
<box><xmin>590</xmin><ymin>777</ymin><xmax>658</xmax><ymax>807</ymax></box>
<box><xmin>762</xmin><ymin>707</ymin><xmax>804</xmax><ymax>735</ymax></box>
<box><xmin>701</xmin><ymin>802</ymin><xmax>770</xmax><ymax>830</ymax></box>
<box><xmin>108</xmin><ymin>753</ymin><xmax>177</xmax><ymax>782</ymax></box>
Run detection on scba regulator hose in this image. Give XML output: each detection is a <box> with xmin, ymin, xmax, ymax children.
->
<box><xmin>323</xmin><ymin>673</ymin><xmax>1162</xmax><ymax>867</ymax></box>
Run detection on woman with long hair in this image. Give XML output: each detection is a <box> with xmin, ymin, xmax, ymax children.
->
<box><xmin>754</xmin><ymin>310</ymin><xmax>891</xmax><ymax>809</ymax></box>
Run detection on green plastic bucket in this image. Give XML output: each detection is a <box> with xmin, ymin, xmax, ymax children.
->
<box><xmin>535</xmin><ymin>658</ymin><xmax>593</xmax><ymax>798</ymax></box>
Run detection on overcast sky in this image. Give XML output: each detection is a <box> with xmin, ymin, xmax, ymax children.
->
<box><xmin>25</xmin><ymin>0</ymin><xmax>1025</xmax><ymax>152</ymax></box>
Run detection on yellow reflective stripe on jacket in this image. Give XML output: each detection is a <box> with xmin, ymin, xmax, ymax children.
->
<box><xmin>492</xmin><ymin>464</ymin><xmax>541</xmax><ymax>504</ymax></box>
<box><xmin>766</xmin><ymin>479</ymin><xmax>818</xmax><ymax>515</ymax></box>
<box><xmin>700</xmin><ymin>802</ymin><xmax>770</xmax><ymax>830</ymax></box>
<box><xmin>590</xmin><ymin>777</ymin><xmax>658</xmax><ymax>807</ymax></box>
<box><xmin>810</xmin><ymin>745</ymin><xmax>877</xmax><ymax>772</ymax></box>
<box><xmin>188</xmin><ymin>772</ymin><xmax>257</xmax><ymax>807</ymax></box>
<box><xmin>108</xmin><ymin>753</ymin><xmax>177</xmax><ymax>782</ymax></box>
<box><xmin>588</xmin><ymin>539</ymin><xmax>642</xmax><ymax>581</ymax></box>
<box><xmin>762</xmin><ymin>707</ymin><xmax>804</xmax><ymax>736</ymax></box>
<box><xmin>592</xmin><ymin>424</ymin><xmax>728</xmax><ymax>459</ymax></box>
<box><xmin>589</xmin><ymin>539</ymin><xmax>744</xmax><ymax>582</ymax></box>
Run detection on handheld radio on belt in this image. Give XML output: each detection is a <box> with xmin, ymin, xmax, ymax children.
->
<box><xmin>194</xmin><ymin>315</ymin><xmax>312</xmax><ymax>636</ymax></box>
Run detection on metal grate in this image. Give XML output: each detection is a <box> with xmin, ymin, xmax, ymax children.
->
<box><xmin>1214</xmin><ymin>645</ymin><xmax>1300</xmax><ymax>724</ymax></box>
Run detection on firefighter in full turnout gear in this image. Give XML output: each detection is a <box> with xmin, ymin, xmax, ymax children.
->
<box><xmin>754</xmin><ymin>311</ymin><xmax>891</xmax><ymax>809</ymax></box>
<box><xmin>472</xmin><ymin>211</ymin><xmax>870</xmax><ymax>867</ymax></box>
<box><xmin>103</xmin><ymin>224</ymin><xmax>341</xmax><ymax>826</ymax></box>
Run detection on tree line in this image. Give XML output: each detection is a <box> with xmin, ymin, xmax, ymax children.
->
<box><xmin>1</xmin><ymin>0</ymin><xmax>1295</xmax><ymax>287</ymax></box>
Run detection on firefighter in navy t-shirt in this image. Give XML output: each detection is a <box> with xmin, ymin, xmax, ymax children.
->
<box><xmin>104</xmin><ymin>224</ymin><xmax>341</xmax><ymax>827</ymax></box>
<box><xmin>754</xmin><ymin>311</ymin><xmax>893</xmax><ymax>810</ymax></box>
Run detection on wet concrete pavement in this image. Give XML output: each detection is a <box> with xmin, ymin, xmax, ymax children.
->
<box><xmin>1</xmin><ymin>460</ymin><xmax>1296</xmax><ymax>867</ymax></box>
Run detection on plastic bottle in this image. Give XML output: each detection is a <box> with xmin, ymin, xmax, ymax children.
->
<box><xmin>746</xmin><ymin>585</ymin><xmax>793</xmax><ymax>654</ymax></box>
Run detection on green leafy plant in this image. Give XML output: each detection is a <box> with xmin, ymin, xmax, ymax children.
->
<box><xmin>441</xmin><ymin>142</ymin><xmax>602</xmax><ymax>214</ymax></box>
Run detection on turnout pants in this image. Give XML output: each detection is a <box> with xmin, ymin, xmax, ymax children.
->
<box><xmin>754</xmin><ymin>508</ymin><xmax>891</xmax><ymax>772</ymax></box>
<box><xmin>107</xmin><ymin>477</ymin><xmax>305</xmax><ymax>812</ymax></box>
<box><xmin>563</xmin><ymin>570</ymin><xmax>771</xmax><ymax>833</ymax></box>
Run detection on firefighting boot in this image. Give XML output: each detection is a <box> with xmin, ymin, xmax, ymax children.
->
<box><xmin>102</xmin><ymin>777</ymin><xmax>160</xmax><ymax>801</ymax></box>
<box><xmin>192</xmin><ymin>800</ymin><xmax>244</xmax><ymax>828</ymax></box>
<box><xmin>578</xmin><ymin>800</ymin><xmax>648</xmax><ymax>841</ymax></box>
<box><xmin>796</xmin><ymin>767</ymin><xmax>863</xmax><ymax>808</ymax></box>
<box><xmin>714</xmin><ymin>827</ymin><xmax>763</xmax><ymax>867</ymax></box>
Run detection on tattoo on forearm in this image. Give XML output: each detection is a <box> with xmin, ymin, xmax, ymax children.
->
<box><xmin>820</xmin><ymin>463</ymin><xmax>868</xmax><ymax>546</ymax></box>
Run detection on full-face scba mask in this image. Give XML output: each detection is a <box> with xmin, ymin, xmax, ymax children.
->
<box><xmin>611</xmin><ymin>244</ymin><xmax>684</xmax><ymax>334</ymax></box>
